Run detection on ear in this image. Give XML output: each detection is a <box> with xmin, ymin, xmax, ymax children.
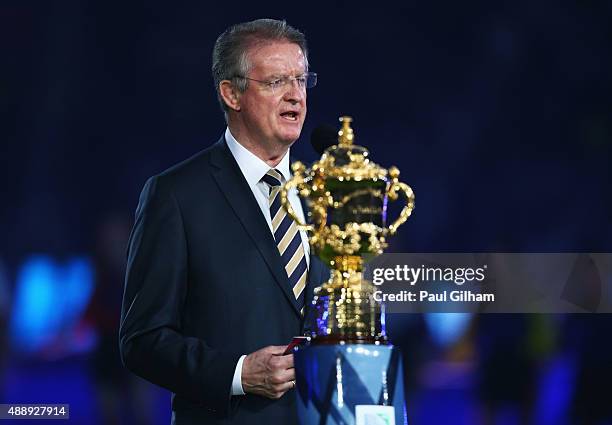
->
<box><xmin>219</xmin><ymin>80</ymin><xmax>241</xmax><ymax>112</ymax></box>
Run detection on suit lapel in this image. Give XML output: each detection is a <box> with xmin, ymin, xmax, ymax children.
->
<box><xmin>302</xmin><ymin>256</ymin><xmax>329</xmax><ymax>334</ymax></box>
<box><xmin>209</xmin><ymin>138</ymin><xmax>302</xmax><ymax>316</ymax></box>
<box><xmin>306</xmin><ymin>256</ymin><xmax>328</xmax><ymax>305</ymax></box>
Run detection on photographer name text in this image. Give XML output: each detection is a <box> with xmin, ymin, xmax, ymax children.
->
<box><xmin>373</xmin><ymin>289</ymin><xmax>495</xmax><ymax>303</ymax></box>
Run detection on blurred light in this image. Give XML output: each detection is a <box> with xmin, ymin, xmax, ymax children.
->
<box><xmin>424</xmin><ymin>313</ymin><xmax>473</xmax><ymax>348</ymax></box>
<box><xmin>9</xmin><ymin>255</ymin><xmax>94</xmax><ymax>353</ymax></box>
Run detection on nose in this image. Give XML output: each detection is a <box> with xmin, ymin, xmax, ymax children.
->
<box><xmin>282</xmin><ymin>80</ymin><xmax>305</xmax><ymax>104</ymax></box>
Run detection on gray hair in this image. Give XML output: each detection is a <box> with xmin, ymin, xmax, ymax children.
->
<box><xmin>212</xmin><ymin>19</ymin><xmax>309</xmax><ymax>115</ymax></box>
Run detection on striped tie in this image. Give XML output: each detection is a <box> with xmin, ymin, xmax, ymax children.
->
<box><xmin>261</xmin><ymin>169</ymin><xmax>307</xmax><ymax>312</ymax></box>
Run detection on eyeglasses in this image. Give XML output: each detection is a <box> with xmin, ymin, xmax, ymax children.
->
<box><xmin>235</xmin><ymin>72</ymin><xmax>317</xmax><ymax>92</ymax></box>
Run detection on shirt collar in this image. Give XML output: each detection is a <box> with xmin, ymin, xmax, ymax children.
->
<box><xmin>224</xmin><ymin>127</ymin><xmax>292</xmax><ymax>186</ymax></box>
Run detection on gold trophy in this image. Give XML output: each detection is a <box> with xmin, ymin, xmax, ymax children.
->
<box><xmin>280</xmin><ymin>116</ymin><xmax>415</xmax><ymax>344</ymax></box>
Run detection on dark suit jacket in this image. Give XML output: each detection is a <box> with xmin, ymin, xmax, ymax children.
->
<box><xmin>119</xmin><ymin>137</ymin><xmax>328</xmax><ymax>425</ymax></box>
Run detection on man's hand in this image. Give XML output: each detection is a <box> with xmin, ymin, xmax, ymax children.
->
<box><xmin>241</xmin><ymin>345</ymin><xmax>295</xmax><ymax>399</ymax></box>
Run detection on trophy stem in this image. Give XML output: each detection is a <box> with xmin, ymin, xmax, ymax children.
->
<box><xmin>309</xmin><ymin>257</ymin><xmax>387</xmax><ymax>345</ymax></box>
<box><xmin>331</xmin><ymin>255</ymin><xmax>363</xmax><ymax>274</ymax></box>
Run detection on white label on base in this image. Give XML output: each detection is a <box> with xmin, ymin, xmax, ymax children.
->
<box><xmin>355</xmin><ymin>405</ymin><xmax>396</xmax><ymax>425</ymax></box>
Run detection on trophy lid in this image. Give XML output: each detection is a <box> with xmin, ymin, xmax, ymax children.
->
<box><xmin>315</xmin><ymin>117</ymin><xmax>388</xmax><ymax>181</ymax></box>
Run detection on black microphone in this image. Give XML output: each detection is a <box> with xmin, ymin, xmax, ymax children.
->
<box><xmin>310</xmin><ymin>124</ymin><xmax>338</xmax><ymax>155</ymax></box>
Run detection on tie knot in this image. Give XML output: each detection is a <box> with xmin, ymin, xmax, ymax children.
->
<box><xmin>261</xmin><ymin>169</ymin><xmax>283</xmax><ymax>187</ymax></box>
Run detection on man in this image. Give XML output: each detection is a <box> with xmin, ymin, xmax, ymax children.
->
<box><xmin>119</xmin><ymin>19</ymin><xmax>328</xmax><ymax>425</ymax></box>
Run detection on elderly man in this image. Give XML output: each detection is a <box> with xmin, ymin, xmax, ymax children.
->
<box><xmin>119</xmin><ymin>19</ymin><xmax>327</xmax><ymax>425</ymax></box>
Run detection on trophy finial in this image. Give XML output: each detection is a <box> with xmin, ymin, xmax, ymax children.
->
<box><xmin>338</xmin><ymin>116</ymin><xmax>354</xmax><ymax>146</ymax></box>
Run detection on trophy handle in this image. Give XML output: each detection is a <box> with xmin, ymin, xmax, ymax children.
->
<box><xmin>280</xmin><ymin>165</ymin><xmax>315</xmax><ymax>232</ymax></box>
<box><xmin>384</xmin><ymin>167</ymin><xmax>415</xmax><ymax>235</ymax></box>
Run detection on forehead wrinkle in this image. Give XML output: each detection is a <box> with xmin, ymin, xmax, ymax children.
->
<box><xmin>246</xmin><ymin>42</ymin><xmax>306</xmax><ymax>78</ymax></box>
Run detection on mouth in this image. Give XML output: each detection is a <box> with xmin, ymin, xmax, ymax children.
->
<box><xmin>280</xmin><ymin>111</ymin><xmax>300</xmax><ymax>122</ymax></box>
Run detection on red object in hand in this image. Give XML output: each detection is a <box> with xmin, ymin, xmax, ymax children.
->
<box><xmin>283</xmin><ymin>336</ymin><xmax>310</xmax><ymax>355</ymax></box>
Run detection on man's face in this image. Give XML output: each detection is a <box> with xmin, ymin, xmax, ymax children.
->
<box><xmin>237</xmin><ymin>41</ymin><xmax>307</xmax><ymax>150</ymax></box>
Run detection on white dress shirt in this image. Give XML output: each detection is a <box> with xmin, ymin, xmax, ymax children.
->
<box><xmin>224</xmin><ymin>127</ymin><xmax>310</xmax><ymax>396</ymax></box>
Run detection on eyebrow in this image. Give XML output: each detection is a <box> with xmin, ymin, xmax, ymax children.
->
<box><xmin>267</xmin><ymin>72</ymin><xmax>307</xmax><ymax>79</ymax></box>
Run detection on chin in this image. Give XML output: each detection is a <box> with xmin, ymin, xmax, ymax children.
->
<box><xmin>278</xmin><ymin>131</ymin><xmax>302</xmax><ymax>146</ymax></box>
<box><xmin>278</xmin><ymin>137</ymin><xmax>299</xmax><ymax>148</ymax></box>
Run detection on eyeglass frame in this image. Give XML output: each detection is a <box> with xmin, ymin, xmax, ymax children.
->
<box><xmin>233</xmin><ymin>72</ymin><xmax>317</xmax><ymax>92</ymax></box>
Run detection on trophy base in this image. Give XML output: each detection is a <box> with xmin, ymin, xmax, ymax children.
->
<box><xmin>310</xmin><ymin>334</ymin><xmax>387</xmax><ymax>345</ymax></box>
<box><xmin>294</xmin><ymin>344</ymin><xmax>407</xmax><ymax>425</ymax></box>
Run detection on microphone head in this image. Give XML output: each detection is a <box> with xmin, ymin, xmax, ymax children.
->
<box><xmin>310</xmin><ymin>124</ymin><xmax>338</xmax><ymax>156</ymax></box>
